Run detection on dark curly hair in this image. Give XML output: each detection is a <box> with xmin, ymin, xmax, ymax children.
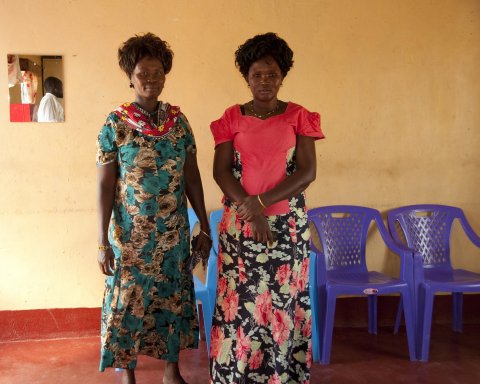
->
<box><xmin>118</xmin><ymin>33</ymin><xmax>174</xmax><ymax>78</ymax></box>
<box><xmin>235</xmin><ymin>32</ymin><xmax>294</xmax><ymax>80</ymax></box>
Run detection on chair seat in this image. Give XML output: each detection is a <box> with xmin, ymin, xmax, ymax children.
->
<box><xmin>327</xmin><ymin>271</ymin><xmax>406</xmax><ymax>288</ymax></box>
<box><xmin>424</xmin><ymin>269</ymin><xmax>480</xmax><ymax>288</ymax></box>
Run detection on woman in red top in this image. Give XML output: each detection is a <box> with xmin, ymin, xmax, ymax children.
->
<box><xmin>209</xmin><ymin>32</ymin><xmax>325</xmax><ymax>384</ymax></box>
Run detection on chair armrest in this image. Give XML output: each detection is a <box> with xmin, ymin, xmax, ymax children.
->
<box><xmin>458</xmin><ymin>212</ymin><xmax>480</xmax><ymax>248</ymax></box>
<box><xmin>375</xmin><ymin>216</ymin><xmax>413</xmax><ymax>258</ymax></box>
<box><xmin>310</xmin><ymin>242</ymin><xmax>327</xmax><ymax>283</ymax></box>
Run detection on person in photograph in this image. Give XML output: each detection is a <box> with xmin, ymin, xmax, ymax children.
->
<box><xmin>96</xmin><ymin>32</ymin><xmax>211</xmax><ymax>384</ymax></box>
<box><xmin>209</xmin><ymin>32</ymin><xmax>324</xmax><ymax>384</ymax></box>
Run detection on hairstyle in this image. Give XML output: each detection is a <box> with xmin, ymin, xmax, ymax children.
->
<box><xmin>235</xmin><ymin>32</ymin><xmax>294</xmax><ymax>80</ymax></box>
<box><xmin>118</xmin><ymin>33</ymin><xmax>174</xmax><ymax>78</ymax></box>
<box><xmin>44</xmin><ymin>77</ymin><xmax>63</xmax><ymax>95</ymax></box>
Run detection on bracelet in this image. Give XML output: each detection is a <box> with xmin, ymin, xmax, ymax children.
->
<box><xmin>257</xmin><ymin>194</ymin><xmax>267</xmax><ymax>209</ymax></box>
<box><xmin>98</xmin><ymin>244</ymin><xmax>112</xmax><ymax>251</ymax></box>
<box><xmin>200</xmin><ymin>230</ymin><xmax>211</xmax><ymax>240</ymax></box>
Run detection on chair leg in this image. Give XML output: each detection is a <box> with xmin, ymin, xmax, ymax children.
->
<box><xmin>195</xmin><ymin>300</ymin><xmax>202</xmax><ymax>341</ymax></box>
<box><xmin>368</xmin><ymin>295</ymin><xmax>378</xmax><ymax>335</ymax></box>
<box><xmin>418</xmin><ymin>287</ymin><xmax>435</xmax><ymax>362</ymax></box>
<box><xmin>400</xmin><ymin>290</ymin><xmax>417</xmax><ymax>361</ymax></box>
<box><xmin>321</xmin><ymin>296</ymin><xmax>336</xmax><ymax>364</ymax></box>
<box><xmin>202</xmin><ymin>298</ymin><xmax>214</xmax><ymax>357</ymax></box>
<box><xmin>394</xmin><ymin>297</ymin><xmax>403</xmax><ymax>334</ymax></box>
<box><xmin>452</xmin><ymin>292</ymin><xmax>463</xmax><ymax>333</ymax></box>
<box><xmin>309</xmin><ymin>291</ymin><xmax>320</xmax><ymax>363</ymax></box>
<box><xmin>309</xmin><ymin>252</ymin><xmax>320</xmax><ymax>363</ymax></box>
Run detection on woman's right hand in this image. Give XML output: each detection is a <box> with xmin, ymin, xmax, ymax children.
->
<box><xmin>249</xmin><ymin>215</ymin><xmax>274</xmax><ymax>243</ymax></box>
<box><xmin>97</xmin><ymin>248</ymin><xmax>115</xmax><ymax>276</ymax></box>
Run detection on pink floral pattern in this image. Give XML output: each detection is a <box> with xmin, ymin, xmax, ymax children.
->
<box><xmin>210</xmin><ymin>198</ymin><xmax>312</xmax><ymax>383</ymax></box>
<box><xmin>209</xmin><ymin>107</ymin><xmax>317</xmax><ymax>383</ymax></box>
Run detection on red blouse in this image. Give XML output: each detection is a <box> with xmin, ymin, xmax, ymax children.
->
<box><xmin>211</xmin><ymin>102</ymin><xmax>325</xmax><ymax>215</ymax></box>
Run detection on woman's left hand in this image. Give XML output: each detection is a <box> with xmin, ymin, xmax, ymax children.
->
<box><xmin>195</xmin><ymin>230</ymin><xmax>213</xmax><ymax>268</ymax></box>
<box><xmin>236</xmin><ymin>195</ymin><xmax>265</xmax><ymax>221</ymax></box>
<box><xmin>195</xmin><ymin>230</ymin><xmax>213</xmax><ymax>254</ymax></box>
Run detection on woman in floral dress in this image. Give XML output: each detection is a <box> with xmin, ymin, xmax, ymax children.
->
<box><xmin>209</xmin><ymin>33</ymin><xmax>325</xmax><ymax>384</ymax></box>
<box><xmin>96</xmin><ymin>33</ymin><xmax>211</xmax><ymax>384</ymax></box>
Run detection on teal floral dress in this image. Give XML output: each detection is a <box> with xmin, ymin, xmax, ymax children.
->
<box><xmin>96</xmin><ymin>102</ymin><xmax>199</xmax><ymax>371</ymax></box>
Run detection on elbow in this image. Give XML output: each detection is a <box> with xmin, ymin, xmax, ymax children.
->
<box><xmin>300</xmin><ymin>168</ymin><xmax>316</xmax><ymax>189</ymax></box>
<box><xmin>213</xmin><ymin>167</ymin><xmax>224</xmax><ymax>185</ymax></box>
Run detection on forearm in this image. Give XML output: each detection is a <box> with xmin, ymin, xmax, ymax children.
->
<box><xmin>184</xmin><ymin>154</ymin><xmax>209</xmax><ymax>230</ymax></box>
<box><xmin>254</xmin><ymin>135</ymin><xmax>317</xmax><ymax>209</ymax></box>
<box><xmin>97</xmin><ymin>185</ymin><xmax>115</xmax><ymax>244</ymax></box>
<box><xmin>213</xmin><ymin>142</ymin><xmax>248</xmax><ymax>203</ymax></box>
<box><xmin>97</xmin><ymin>163</ymin><xmax>117</xmax><ymax>245</ymax></box>
<box><xmin>213</xmin><ymin>168</ymin><xmax>249</xmax><ymax>203</ymax></box>
<box><xmin>260</xmin><ymin>168</ymin><xmax>315</xmax><ymax>207</ymax></box>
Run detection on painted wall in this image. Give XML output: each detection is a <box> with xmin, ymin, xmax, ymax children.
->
<box><xmin>0</xmin><ymin>0</ymin><xmax>479</xmax><ymax>310</ymax></box>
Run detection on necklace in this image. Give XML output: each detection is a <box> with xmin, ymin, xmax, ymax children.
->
<box><xmin>248</xmin><ymin>100</ymin><xmax>279</xmax><ymax>119</ymax></box>
<box><xmin>133</xmin><ymin>102</ymin><xmax>161</xmax><ymax>127</ymax></box>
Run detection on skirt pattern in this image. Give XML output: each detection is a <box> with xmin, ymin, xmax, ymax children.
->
<box><xmin>209</xmin><ymin>195</ymin><xmax>312</xmax><ymax>384</ymax></box>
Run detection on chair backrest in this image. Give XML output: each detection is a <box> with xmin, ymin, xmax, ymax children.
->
<box><xmin>187</xmin><ymin>207</ymin><xmax>199</xmax><ymax>235</ymax></box>
<box><xmin>206</xmin><ymin>209</ymin><xmax>223</xmax><ymax>300</ymax></box>
<box><xmin>209</xmin><ymin>208</ymin><xmax>223</xmax><ymax>256</ymax></box>
<box><xmin>308</xmin><ymin>206</ymin><xmax>380</xmax><ymax>273</ymax></box>
<box><xmin>387</xmin><ymin>204</ymin><xmax>461</xmax><ymax>269</ymax></box>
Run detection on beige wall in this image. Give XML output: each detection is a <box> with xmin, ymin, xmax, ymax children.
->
<box><xmin>0</xmin><ymin>0</ymin><xmax>479</xmax><ymax>310</ymax></box>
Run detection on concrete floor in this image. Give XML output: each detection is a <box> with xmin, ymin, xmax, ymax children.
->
<box><xmin>1</xmin><ymin>325</ymin><xmax>480</xmax><ymax>384</ymax></box>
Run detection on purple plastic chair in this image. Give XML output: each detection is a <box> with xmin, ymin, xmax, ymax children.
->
<box><xmin>387</xmin><ymin>204</ymin><xmax>480</xmax><ymax>361</ymax></box>
<box><xmin>308</xmin><ymin>206</ymin><xmax>416</xmax><ymax>364</ymax></box>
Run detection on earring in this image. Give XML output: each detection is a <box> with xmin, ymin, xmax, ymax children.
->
<box><xmin>129</xmin><ymin>83</ymin><xmax>134</xmax><ymax>88</ymax></box>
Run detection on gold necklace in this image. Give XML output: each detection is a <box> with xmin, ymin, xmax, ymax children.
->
<box><xmin>248</xmin><ymin>101</ymin><xmax>279</xmax><ymax>119</ymax></box>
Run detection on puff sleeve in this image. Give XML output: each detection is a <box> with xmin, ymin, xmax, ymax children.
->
<box><xmin>295</xmin><ymin>108</ymin><xmax>325</xmax><ymax>140</ymax></box>
<box><xmin>210</xmin><ymin>107</ymin><xmax>235</xmax><ymax>147</ymax></box>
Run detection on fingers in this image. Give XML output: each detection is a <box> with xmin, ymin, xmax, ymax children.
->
<box><xmin>108</xmin><ymin>256</ymin><xmax>115</xmax><ymax>275</ymax></box>
<box><xmin>251</xmin><ymin>227</ymin><xmax>273</xmax><ymax>243</ymax></box>
<box><xmin>98</xmin><ymin>251</ymin><xmax>114</xmax><ymax>276</ymax></box>
<box><xmin>266</xmin><ymin>228</ymin><xmax>274</xmax><ymax>243</ymax></box>
<box><xmin>195</xmin><ymin>235</ymin><xmax>212</xmax><ymax>252</ymax></box>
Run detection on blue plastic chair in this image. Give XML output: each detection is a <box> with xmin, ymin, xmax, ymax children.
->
<box><xmin>308</xmin><ymin>206</ymin><xmax>416</xmax><ymax>364</ymax></box>
<box><xmin>308</xmin><ymin>249</ymin><xmax>320</xmax><ymax>363</ymax></box>
<box><xmin>387</xmin><ymin>204</ymin><xmax>480</xmax><ymax>361</ymax></box>
<box><xmin>193</xmin><ymin>208</ymin><xmax>222</xmax><ymax>356</ymax></box>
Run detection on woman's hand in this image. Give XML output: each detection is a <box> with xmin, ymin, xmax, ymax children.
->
<box><xmin>97</xmin><ymin>248</ymin><xmax>115</xmax><ymax>276</ymax></box>
<box><xmin>236</xmin><ymin>195</ymin><xmax>265</xmax><ymax>221</ymax></box>
<box><xmin>188</xmin><ymin>230</ymin><xmax>213</xmax><ymax>271</ymax></box>
<box><xmin>249</xmin><ymin>215</ymin><xmax>274</xmax><ymax>243</ymax></box>
<box><xmin>195</xmin><ymin>230</ymin><xmax>213</xmax><ymax>256</ymax></box>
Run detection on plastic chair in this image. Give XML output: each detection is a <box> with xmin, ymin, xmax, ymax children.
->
<box><xmin>308</xmin><ymin>249</ymin><xmax>320</xmax><ymax>363</ymax></box>
<box><xmin>187</xmin><ymin>207</ymin><xmax>199</xmax><ymax>234</ymax></box>
<box><xmin>308</xmin><ymin>206</ymin><xmax>416</xmax><ymax>364</ymax></box>
<box><xmin>387</xmin><ymin>204</ymin><xmax>480</xmax><ymax>361</ymax></box>
<box><xmin>193</xmin><ymin>208</ymin><xmax>222</xmax><ymax>356</ymax></box>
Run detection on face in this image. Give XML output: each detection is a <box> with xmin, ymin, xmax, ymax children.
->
<box><xmin>246</xmin><ymin>55</ymin><xmax>283</xmax><ymax>103</ymax></box>
<box><xmin>55</xmin><ymin>81</ymin><xmax>63</xmax><ymax>98</ymax></box>
<box><xmin>130</xmin><ymin>56</ymin><xmax>165</xmax><ymax>102</ymax></box>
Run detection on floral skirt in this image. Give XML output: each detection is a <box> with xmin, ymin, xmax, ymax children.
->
<box><xmin>209</xmin><ymin>204</ymin><xmax>312</xmax><ymax>384</ymax></box>
<box><xmin>99</xmin><ymin>243</ymin><xmax>199</xmax><ymax>371</ymax></box>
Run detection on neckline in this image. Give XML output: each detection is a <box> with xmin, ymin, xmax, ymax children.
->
<box><xmin>238</xmin><ymin>101</ymin><xmax>291</xmax><ymax>120</ymax></box>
